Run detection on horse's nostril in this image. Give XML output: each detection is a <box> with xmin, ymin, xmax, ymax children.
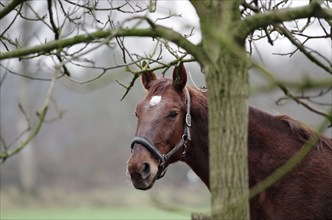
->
<box><xmin>140</xmin><ymin>163</ymin><xmax>151</xmax><ymax>179</ymax></box>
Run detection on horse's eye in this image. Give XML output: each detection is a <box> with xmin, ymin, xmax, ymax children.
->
<box><xmin>169</xmin><ymin>111</ymin><xmax>178</xmax><ymax>119</ymax></box>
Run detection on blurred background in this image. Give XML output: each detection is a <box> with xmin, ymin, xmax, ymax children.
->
<box><xmin>0</xmin><ymin>1</ymin><xmax>331</xmax><ymax>219</ymax></box>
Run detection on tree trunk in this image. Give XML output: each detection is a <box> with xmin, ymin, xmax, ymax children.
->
<box><xmin>206</xmin><ymin>53</ymin><xmax>249</xmax><ymax>219</ymax></box>
<box><xmin>18</xmin><ymin>4</ymin><xmax>37</xmax><ymax>195</ymax></box>
<box><xmin>192</xmin><ymin>1</ymin><xmax>250</xmax><ymax>219</ymax></box>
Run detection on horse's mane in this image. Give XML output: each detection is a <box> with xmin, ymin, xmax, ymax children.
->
<box><xmin>276</xmin><ymin>115</ymin><xmax>332</xmax><ymax>151</ymax></box>
<box><xmin>189</xmin><ymin>86</ymin><xmax>208</xmax><ymax>121</ymax></box>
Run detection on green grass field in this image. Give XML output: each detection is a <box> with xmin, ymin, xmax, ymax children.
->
<box><xmin>1</xmin><ymin>187</ymin><xmax>209</xmax><ymax>220</ymax></box>
<box><xmin>1</xmin><ymin>207</ymin><xmax>191</xmax><ymax>220</ymax></box>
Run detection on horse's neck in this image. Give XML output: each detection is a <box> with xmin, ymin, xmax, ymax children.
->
<box><xmin>248</xmin><ymin>106</ymin><xmax>294</xmax><ymax>150</ymax></box>
<box><xmin>184</xmin><ymin>87</ymin><xmax>210</xmax><ymax>188</ymax></box>
<box><xmin>184</xmin><ymin>102</ymin><xmax>291</xmax><ymax>189</ymax></box>
<box><xmin>247</xmin><ymin>106</ymin><xmax>308</xmax><ymax>186</ymax></box>
<box><xmin>184</xmin><ymin>101</ymin><xmax>329</xmax><ymax>190</ymax></box>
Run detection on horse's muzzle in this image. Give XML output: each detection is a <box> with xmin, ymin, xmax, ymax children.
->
<box><xmin>127</xmin><ymin>151</ymin><xmax>159</xmax><ymax>190</ymax></box>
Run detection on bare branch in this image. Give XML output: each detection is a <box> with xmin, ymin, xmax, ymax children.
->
<box><xmin>47</xmin><ymin>0</ymin><xmax>71</xmax><ymax>76</ymax></box>
<box><xmin>0</xmin><ymin>1</ymin><xmax>23</xmax><ymax>38</ymax></box>
<box><xmin>251</xmin><ymin>62</ymin><xmax>332</xmax><ymax>122</ymax></box>
<box><xmin>63</xmin><ymin>0</ymin><xmax>147</xmax><ymax>13</ymax></box>
<box><xmin>276</xmin><ymin>93</ymin><xmax>332</xmax><ymax>121</ymax></box>
<box><xmin>251</xmin><ymin>78</ymin><xmax>332</xmax><ymax>93</ymax></box>
<box><xmin>0</xmin><ymin>0</ymin><xmax>26</xmax><ymax>19</ymax></box>
<box><xmin>119</xmin><ymin>56</ymin><xmax>195</xmax><ymax>100</ymax></box>
<box><xmin>274</xmin><ymin>24</ymin><xmax>332</xmax><ymax>74</ymax></box>
<box><xmin>0</xmin><ymin>74</ymin><xmax>57</xmax><ymax>162</ymax></box>
<box><xmin>0</xmin><ymin>25</ymin><xmax>208</xmax><ymax>66</ymax></box>
<box><xmin>235</xmin><ymin>1</ymin><xmax>332</xmax><ymax>42</ymax></box>
<box><xmin>0</xmin><ymin>63</ymin><xmax>61</xmax><ymax>81</ymax></box>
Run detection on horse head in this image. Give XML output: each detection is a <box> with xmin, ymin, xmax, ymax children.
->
<box><xmin>127</xmin><ymin>63</ymin><xmax>191</xmax><ymax>190</ymax></box>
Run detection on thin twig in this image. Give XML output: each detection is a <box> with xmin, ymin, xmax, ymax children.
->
<box><xmin>251</xmin><ymin>62</ymin><xmax>332</xmax><ymax>122</ymax></box>
<box><xmin>0</xmin><ymin>73</ymin><xmax>57</xmax><ymax>162</ymax></box>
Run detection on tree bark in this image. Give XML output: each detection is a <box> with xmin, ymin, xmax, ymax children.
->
<box><xmin>206</xmin><ymin>52</ymin><xmax>249</xmax><ymax>219</ymax></box>
<box><xmin>192</xmin><ymin>1</ymin><xmax>250</xmax><ymax>219</ymax></box>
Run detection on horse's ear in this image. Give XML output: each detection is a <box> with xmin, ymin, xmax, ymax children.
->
<box><xmin>172</xmin><ymin>63</ymin><xmax>187</xmax><ymax>91</ymax></box>
<box><xmin>141</xmin><ymin>61</ymin><xmax>157</xmax><ymax>90</ymax></box>
<box><xmin>141</xmin><ymin>70</ymin><xmax>157</xmax><ymax>90</ymax></box>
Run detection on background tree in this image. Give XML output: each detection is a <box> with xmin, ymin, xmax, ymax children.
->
<box><xmin>1</xmin><ymin>0</ymin><xmax>331</xmax><ymax>219</ymax></box>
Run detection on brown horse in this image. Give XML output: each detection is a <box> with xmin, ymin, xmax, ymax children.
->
<box><xmin>126</xmin><ymin>63</ymin><xmax>332</xmax><ymax>219</ymax></box>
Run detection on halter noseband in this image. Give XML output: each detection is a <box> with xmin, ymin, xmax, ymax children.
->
<box><xmin>130</xmin><ymin>87</ymin><xmax>191</xmax><ymax>179</ymax></box>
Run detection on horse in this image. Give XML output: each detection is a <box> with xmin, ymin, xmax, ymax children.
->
<box><xmin>126</xmin><ymin>63</ymin><xmax>332</xmax><ymax>219</ymax></box>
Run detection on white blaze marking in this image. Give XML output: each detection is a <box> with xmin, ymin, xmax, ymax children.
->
<box><xmin>150</xmin><ymin>95</ymin><xmax>161</xmax><ymax>106</ymax></box>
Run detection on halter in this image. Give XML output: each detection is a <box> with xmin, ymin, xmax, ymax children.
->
<box><xmin>130</xmin><ymin>87</ymin><xmax>191</xmax><ymax>179</ymax></box>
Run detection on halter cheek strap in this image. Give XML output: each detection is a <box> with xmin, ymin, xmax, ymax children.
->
<box><xmin>130</xmin><ymin>87</ymin><xmax>191</xmax><ymax>179</ymax></box>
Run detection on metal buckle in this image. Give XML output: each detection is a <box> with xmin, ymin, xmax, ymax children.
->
<box><xmin>182</xmin><ymin>143</ymin><xmax>188</xmax><ymax>158</ymax></box>
<box><xmin>159</xmin><ymin>156</ymin><xmax>166</xmax><ymax>167</ymax></box>
<box><xmin>185</xmin><ymin>113</ymin><xmax>191</xmax><ymax>127</ymax></box>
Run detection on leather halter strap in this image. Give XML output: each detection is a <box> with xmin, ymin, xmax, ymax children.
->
<box><xmin>130</xmin><ymin>87</ymin><xmax>191</xmax><ymax>179</ymax></box>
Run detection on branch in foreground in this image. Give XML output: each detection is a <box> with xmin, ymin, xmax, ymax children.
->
<box><xmin>0</xmin><ymin>0</ymin><xmax>26</xmax><ymax>20</ymax></box>
<box><xmin>0</xmin><ymin>25</ymin><xmax>209</xmax><ymax>67</ymax></box>
<box><xmin>208</xmin><ymin>33</ymin><xmax>331</xmax><ymax>121</ymax></box>
<box><xmin>235</xmin><ymin>1</ymin><xmax>332</xmax><ymax>41</ymax></box>
<box><xmin>249</xmin><ymin>109</ymin><xmax>332</xmax><ymax>198</ymax></box>
<box><xmin>252</xmin><ymin>62</ymin><xmax>332</xmax><ymax>122</ymax></box>
<box><xmin>274</xmin><ymin>24</ymin><xmax>332</xmax><ymax>74</ymax></box>
<box><xmin>277</xmin><ymin>92</ymin><xmax>332</xmax><ymax>123</ymax></box>
<box><xmin>251</xmin><ymin>78</ymin><xmax>332</xmax><ymax>94</ymax></box>
<box><xmin>119</xmin><ymin>57</ymin><xmax>194</xmax><ymax>100</ymax></box>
